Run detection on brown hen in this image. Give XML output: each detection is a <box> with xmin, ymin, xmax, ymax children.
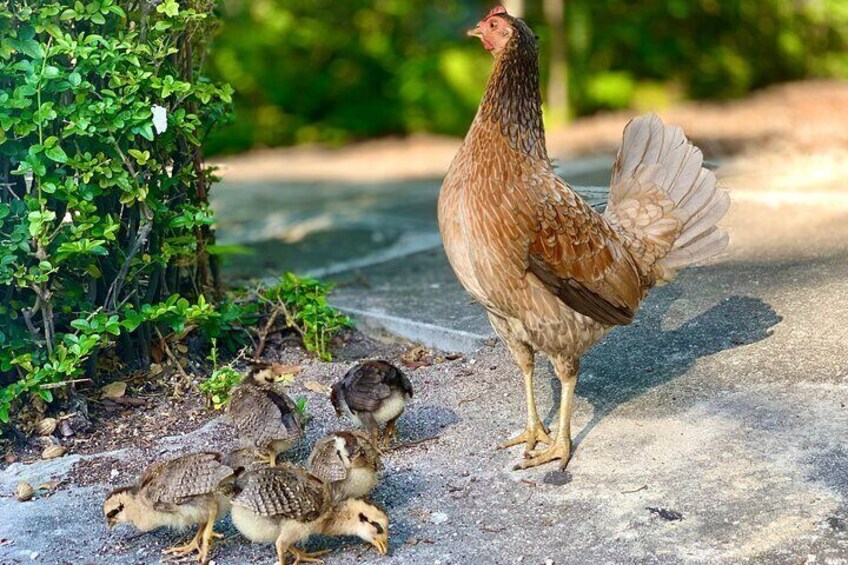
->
<box><xmin>438</xmin><ymin>6</ymin><xmax>730</xmax><ymax>470</ymax></box>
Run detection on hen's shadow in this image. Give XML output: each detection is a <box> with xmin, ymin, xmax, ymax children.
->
<box><xmin>541</xmin><ymin>283</ymin><xmax>782</xmax><ymax>446</ymax></box>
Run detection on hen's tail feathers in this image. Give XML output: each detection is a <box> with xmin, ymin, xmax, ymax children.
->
<box><xmin>605</xmin><ymin>113</ymin><xmax>730</xmax><ymax>284</ymax></box>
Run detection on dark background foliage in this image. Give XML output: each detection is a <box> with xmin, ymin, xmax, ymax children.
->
<box><xmin>204</xmin><ymin>0</ymin><xmax>848</xmax><ymax>154</ymax></box>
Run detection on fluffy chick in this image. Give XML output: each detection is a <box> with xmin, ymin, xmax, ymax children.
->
<box><xmin>103</xmin><ymin>452</ymin><xmax>234</xmax><ymax>563</ymax></box>
<box><xmin>227</xmin><ymin>366</ymin><xmax>305</xmax><ymax>466</ymax></box>
<box><xmin>330</xmin><ymin>360</ymin><xmax>412</xmax><ymax>448</ymax></box>
<box><xmin>308</xmin><ymin>430</ymin><xmax>383</xmax><ymax>499</ymax></box>
<box><xmin>229</xmin><ymin>464</ymin><xmax>389</xmax><ymax>564</ymax></box>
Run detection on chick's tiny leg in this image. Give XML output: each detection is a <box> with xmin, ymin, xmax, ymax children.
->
<box><xmin>361</xmin><ymin>413</ymin><xmax>383</xmax><ymax>453</ymax></box>
<box><xmin>517</xmin><ymin>357</ymin><xmax>578</xmax><ymax>470</ymax></box>
<box><xmin>275</xmin><ymin>537</ymin><xmax>290</xmax><ymax>565</ymax></box>
<box><xmin>256</xmin><ymin>447</ymin><xmax>277</xmax><ymax>468</ymax></box>
<box><xmin>162</xmin><ymin>526</ymin><xmax>203</xmax><ymax>559</ymax></box>
<box><xmin>289</xmin><ymin>547</ymin><xmax>332</xmax><ymax>564</ymax></box>
<box><xmin>382</xmin><ymin>413</ymin><xmax>401</xmax><ymax>449</ymax></box>
<box><xmin>497</xmin><ymin>339</ymin><xmax>551</xmax><ymax>453</ymax></box>
<box><xmin>197</xmin><ymin>502</ymin><xmax>222</xmax><ymax>564</ymax></box>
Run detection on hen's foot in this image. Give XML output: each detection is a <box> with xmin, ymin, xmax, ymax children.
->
<box><xmin>497</xmin><ymin>420</ymin><xmax>552</xmax><ymax>453</ymax></box>
<box><xmin>514</xmin><ymin>438</ymin><xmax>572</xmax><ymax>470</ymax></box>
<box><xmin>289</xmin><ymin>548</ymin><xmax>332</xmax><ymax>564</ymax></box>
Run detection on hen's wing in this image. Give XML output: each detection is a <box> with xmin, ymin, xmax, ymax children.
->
<box><xmin>231</xmin><ymin>465</ymin><xmax>328</xmax><ymax>521</ymax></box>
<box><xmin>139</xmin><ymin>452</ymin><xmax>233</xmax><ymax>511</ymax></box>
<box><xmin>342</xmin><ymin>362</ymin><xmax>394</xmax><ymax>412</ymax></box>
<box><xmin>528</xmin><ymin>175</ymin><xmax>643</xmax><ymax>326</ymax></box>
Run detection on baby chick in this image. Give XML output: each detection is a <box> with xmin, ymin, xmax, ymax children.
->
<box><xmin>330</xmin><ymin>360</ymin><xmax>413</xmax><ymax>448</ymax></box>
<box><xmin>228</xmin><ymin>365</ymin><xmax>305</xmax><ymax>466</ymax></box>
<box><xmin>103</xmin><ymin>452</ymin><xmax>234</xmax><ymax>563</ymax></box>
<box><xmin>229</xmin><ymin>464</ymin><xmax>389</xmax><ymax>564</ymax></box>
<box><xmin>308</xmin><ymin>430</ymin><xmax>383</xmax><ymax>499</ymax></box>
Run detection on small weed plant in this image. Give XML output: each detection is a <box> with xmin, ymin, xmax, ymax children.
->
<box><xmin>198</xmin><ymin>338</ymin><xmax>241</xmax><ymax>410</ymax></box>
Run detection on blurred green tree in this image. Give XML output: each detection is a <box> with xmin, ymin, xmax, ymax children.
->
<box><xmin>206</xmin><ymin>0</ymin><xmax>848</xmax><ymax>154</ymax></box>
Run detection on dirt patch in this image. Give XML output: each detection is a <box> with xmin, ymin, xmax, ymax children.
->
<box><xmin>8</xmin><ymin>328</ymin><xmax>426</xmax><ymax>487</ymax></box>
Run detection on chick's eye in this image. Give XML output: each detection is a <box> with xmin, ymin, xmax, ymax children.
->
<box><xmin>490</xmin><ymin>21</ymin><xmax>496</xmax><ymax>28</ymax></box>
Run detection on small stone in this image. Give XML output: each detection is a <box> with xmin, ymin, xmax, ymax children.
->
<box><xmin>110</xmin><ymin>469</ymin><xmax>120</xmax><ymax>479</ymax></box>
<box><xmin>30</xmin><ymin>551</ymin><xmax>39</xmax><ymax>560</ymax></box>
<box><xmin>545</xmin><ymin>560</ymin><xmax>554</xmax><ymax>565</ymax></box>
<box><xmin>430</xmin><ymin>511</ymin><xmax>449</xmax><ymax>525</ymax></box>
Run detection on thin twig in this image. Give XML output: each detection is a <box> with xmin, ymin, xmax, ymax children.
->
<box><xmin>105</xmin><ymin>220</ymin><xmax>153</xmax><ymax>311</ymax></box>
<box><xmin>389</xmin><ymin>435</ymin><xmax>440</xmax><ymax>451</ymax></box>
<box><xmin>39</xmin><ymin>379</ymin><xmax>91</xmax><ymax>390</ymax></box>
<box><xmin>252</xmin><ymin>306</ymin><xmax>280</xmax><ymax>362</ymax></box>
<box><xmin>153</xmin><ymin>326</ymin><xmax>190</xmax><ymax>381</ymax></box>
<box><xmin>621</xmin><ymin>485</ymin><xmax>648</xmax><ymax>494</ymax></box>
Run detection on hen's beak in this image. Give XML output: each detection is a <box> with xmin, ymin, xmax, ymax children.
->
<box><xmin>467</xmin><ymin>25</ymin><xmax>483</xmax><ymax>38</ymax></box>
<box><xmin>371</xmin><ymin>535</ymin><xmax>389</xmax><ymax>555</ymax></box>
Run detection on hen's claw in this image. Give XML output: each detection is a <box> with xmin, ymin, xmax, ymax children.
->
<box><xmin>497</xmin><ymin>421</ymin><xmax>552</xmax><ymax>453</ymax></box>
<box><xmin>514</xmin><ymin>438</ymin><xmax>572</xmax><ymax>470</ymax></box>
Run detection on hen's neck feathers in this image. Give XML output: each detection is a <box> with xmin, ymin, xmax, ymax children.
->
<box><xmin>475</xmin><ymin>20</ymin><xmax>548</xmax><ymax>163</ymax></box>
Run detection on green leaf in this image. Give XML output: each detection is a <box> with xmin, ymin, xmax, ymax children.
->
<box><xmin>156</xmin><ymin>0</ymin><xmax>180</xmax><ymax>17</ymax></box>
<box><xmin>68</xmin><ymin>72</ymin><xmax>82</xmax><ymax>86</ymax></box>
<box><xmin>44</xmin><ymin>144</ymin><xmax>68</xmax><ymax>163</ymax></box>
<box><xmin>90</xmin><ymin>12</ymin><xmax>106</xmax><ymax>25</ymax></box>
<box><xmin>138</xmin><ymin>123</ymin><xmax>154</xmax><ymax>141</ymax></box>
<box><xmin>9</xmin><ymin>38</ymin><xmax>44</xmax><ymax>59</ymax></box>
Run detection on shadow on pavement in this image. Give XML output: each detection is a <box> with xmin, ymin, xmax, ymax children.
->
<box><xmin>540</xmin><ymin>282</ymin><xmax>783</xmax><ymax>449</ymax></box>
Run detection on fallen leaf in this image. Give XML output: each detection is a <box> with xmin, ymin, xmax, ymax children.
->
<box><xmin>401</xmin><ymin>346</ymin><xmax>432</xmax><ymax>368</ymax></box>
<box><xmin>150</xmin><ymin>341</ymin><xmax>164</xmax><ymax>363</ymax></box>
<box><xmin>303</xmin><ymin>380</ymin><xmax>330</xmax><ymax>395</ymax></box>
<box><xmin>36</xmin><ymin>418</ymin><xmax>57</xmax><ymax>436</ymax></box>
<box><xmin>38</xmin><ymin>481</ymin><xmax>62</xmax><ymax>492</ymax></box>
<box><xmin>176</xmin><ymin>343</ymin><xmax>188</xmax><ymax>354</ymax></box>
<box><xmin>101</xmin><ymin>381</ymin><xmax>127</xmax><ymax>399</ymax></box>
<box><xmin>15</xmin><ymin>482</ymin><xmax>33</xmax><ymax>502</ymax></box>
<box><xmin>270</xmin><ymin>363</ymin><xmax>301</xmax><ymax>377</ymax></box>
<box><xmin>41</xmin><ymin>445</ymin><xmax>66</xmax><ymax>460</ymax></box>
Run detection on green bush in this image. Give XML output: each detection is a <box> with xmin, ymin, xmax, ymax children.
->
<box><xmin>259</xmin><ymin>273</ymin><xmax>351</xmax><ymax>361</ymax></box>
<box><xmin>0</xmin><ymin>0</ymin><xmax>233</xmax><ymax>424</ymax></box>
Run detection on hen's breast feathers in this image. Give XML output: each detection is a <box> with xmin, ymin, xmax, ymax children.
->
<box><xmin>441</xmin><ymin>136</ymin><xmax>643</xmax><ymax>328</ymax></box>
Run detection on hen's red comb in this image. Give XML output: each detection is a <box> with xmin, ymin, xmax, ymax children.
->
<box><xmin>483</xmin><ymin>6</ymin><xmax>508</xmax><ymax>20</ymax></box>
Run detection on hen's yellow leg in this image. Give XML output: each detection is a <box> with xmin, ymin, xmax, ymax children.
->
<box><xmin>516</xmin><ymin>359</ymin><xmax>577</xmax><ymax>470</ymax></box>
<box><xmin>498</xmin><ymin>345</ymin><xmax>551</xmax><ymax>453</ymax></box>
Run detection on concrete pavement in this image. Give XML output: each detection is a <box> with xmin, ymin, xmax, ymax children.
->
<box><xmin>2</xmin><ymin>153</ymin><xmax>848</xmax><ymax>564</ymax></box>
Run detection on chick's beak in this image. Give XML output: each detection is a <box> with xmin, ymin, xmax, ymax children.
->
<box><xmin>467</xmin><ymin>25</ymin><xmax>483</xmax><ymax>39</ymax></box>
<box><xmin>371</xmin><ymin>535</ymin><xmax>389</xmax><ymax>555</ymax></box>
